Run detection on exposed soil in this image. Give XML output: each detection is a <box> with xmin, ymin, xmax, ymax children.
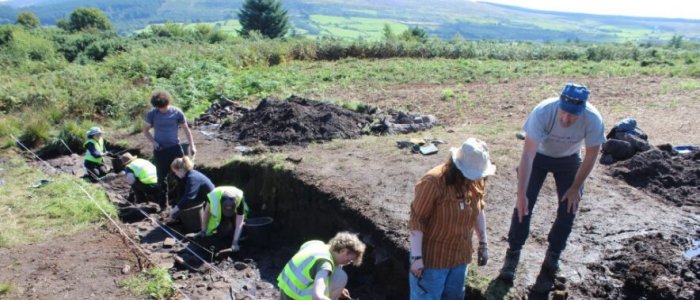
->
<box><xmin>0</xmin><ymin>228</ymin><xmax>142</xmax><ymax>299</ymax></box>
<box><xmin>8</xmin><ymin>76</ymin><xmax>700</xmax><ymax>299</ymax></box>
<box><xmin>611</xmin><ymin>145</ymin><xmax>700</xmax><ymax>207</ymax></box>
<box><xmin>215</xmin><ymin>95</ymin><xmax>437</xmax><ymax>146</ymax></box>
<box><xmin>577</xmin><ymin>233</ymin><xmax>699</xmax><ymax>299</ymax></box>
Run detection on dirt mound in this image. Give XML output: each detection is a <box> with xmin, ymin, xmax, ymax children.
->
<box><xmin>219</xmin><ymin>96</ymin><xmax>373</xmax><ymax>146</ymax></box>
<box><xmin>611</xmin><ymin>145</ymin><xmax>700</xmax><ymax>207</ymax></box>
<box><xmin>577</xmin><ymin>233</ymin><xmax>699</xmax><ymax>299</ymax></box>
<box><xmin>205</xmin><ymin>95</ymin><xmax>437</xmax><ymax>146</ymax></box>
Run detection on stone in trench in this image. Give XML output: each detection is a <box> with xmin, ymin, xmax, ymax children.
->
<box><xmin>256</xmin><ymin>281</ymin><xmax>274</xmax><ymax>290</ymax></box>
<box><xmin>233</xmin><ymin>261</ymin><xmax>248</xmax><ymax>271</ymax></box>
<box><xmin>163</xmin><ymin>238</ymin><xmax>177</xmax><ymax>248</ymax></box>
<box><xmin>121</xmin><ymin>264</ymin><xmax>131</xmax><ymax>274</ymax></box>
<box><xmin>212</xmin><ymin>281</ymin><xmax>228</xmax><ymax>289</ymax></box>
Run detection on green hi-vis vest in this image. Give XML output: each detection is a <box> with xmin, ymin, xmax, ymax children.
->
<box><xmin>126</xmin><ymin>158</ymin><xmax>158</xmax><ymax>185</ymax></box>
<box><xmin>84</xmin><ymin>138</ymin><xmax>105</xmax><ymax>164</ymax></box>
<box><xmin>277</xmin><ymin>241</ymin><xmax>335</xmax><ymax>300</ymax></box>
<box><xmin>205</xmin><ymin>186</ymin><xmax>244</xmax><ymax>236</ymax></box>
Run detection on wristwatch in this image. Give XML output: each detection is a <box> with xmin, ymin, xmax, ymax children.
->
<box><xmin>410</xmin><ymin>256</ymin><xmax>422</xmax><ymax>262</ymax></box>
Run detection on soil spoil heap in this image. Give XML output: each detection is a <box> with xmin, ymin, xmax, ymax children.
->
<box><xmin>612</xmin><ymin>145</ymin><xmax>700</xmax><ymax>207</ymax></box>
<box><xmin>221</xmin><ymin>96</ymin><xmax>373</xmax><ymax>146</ymax></box>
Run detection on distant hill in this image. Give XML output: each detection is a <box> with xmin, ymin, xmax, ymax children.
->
<box><xmin>1</xmin><ymin>0</ymin><xmax>698</xmax><ymax>43</ymax></box>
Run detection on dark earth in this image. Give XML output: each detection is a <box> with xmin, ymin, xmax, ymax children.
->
<box><xmin>612</xmin><ymin>145</ymin><xmax>700</xmax><ymax>207</ymax></box>
<box><xmin>3</xmin><ymin>77</ymin><xmax>699</xmax><ymax>299</ymax></box>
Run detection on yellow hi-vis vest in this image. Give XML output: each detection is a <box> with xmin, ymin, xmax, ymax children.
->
<box><xmin>84</xmin><ymin>138</ymin><xmax>105</xmax><ymax>164</ymax></box>
<box><xmin>205</xmin><ymin>186</ymin><xmax>244</xmax><ymax>236</ymax></box>
<box><xmin>277</xmin><ymin>241</ymin><xmax>335</xmax><ymax>299</ymax></box>
<box><xmin>126</xmin><ymin>158</ymin><xmax>158</xmax><ymax>185</ymax></box>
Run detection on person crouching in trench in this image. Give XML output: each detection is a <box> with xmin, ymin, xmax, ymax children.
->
<box><xmin>278</xmin><ymin>232</ymin><xmax>365</xmax><ymax>300</ymax></box>
<box><xmin>191</xmin><ymin>186</ymin><xmax>248</xmax><ymax>253</ymax></box>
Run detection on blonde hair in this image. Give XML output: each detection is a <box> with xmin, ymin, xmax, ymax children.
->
<box><xmin>328</xmin><ymin>231</ymin><xmax>365</xmax><ymax>266</ymax></box>
<box><xmin>171</xmin><ymin>156</ymin><xmax>194</xmax><ymax>173</ymax></box>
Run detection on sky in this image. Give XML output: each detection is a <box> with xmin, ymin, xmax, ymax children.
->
<box><xmin>477</xmin><ymin>0</ymin><xmax>700</xmax><ymax>20</ymax></box>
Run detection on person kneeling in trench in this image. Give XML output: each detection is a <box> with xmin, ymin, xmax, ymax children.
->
<box><xmin>191</xmin><ymin>186</ymin><xmax>248</xmax><ymax>253</ymax></box>
<box><xmin>278</xmin><ymin>231</ymin><xmax>366</xmax><ymax>300</ymax></box>
<box><xmin>120</xmin><ymin>153</ymin><xmax>162</xmax><ymax>206</ymax></box>
<box><xmin>168</xmin><ymin>156</ymin><xmax>215</xmax><ymax>221</ymax></box>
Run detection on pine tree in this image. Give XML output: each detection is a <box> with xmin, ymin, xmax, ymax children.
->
<box><xmin>238</xmin><ymin>0</ymin><xmax>289</xmax><ymax>39</ymax></box>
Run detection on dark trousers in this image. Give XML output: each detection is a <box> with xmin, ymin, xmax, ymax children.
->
<box><xmin>153</xmin><ymin>144</ymin><xmax>184</xmax><ymax>190</ymax></box>
<box><xmin>84</xmin><ymin>160</ymin><xmax>109</xmax><ymax>180</ymax></box>
<box><xmin>507</xmin><ymin>153</ymin><xmax>582</xmax><ymax>255</ymax></box>
<box><xmin>130</xmin><ymin>181</ymin><xmax>163</xmax><ymax>206</ymax></box>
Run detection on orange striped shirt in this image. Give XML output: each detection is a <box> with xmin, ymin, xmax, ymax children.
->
<box><xmin>408</xmin><ymin>163</ymin><xmax>486</xmax><ymax>268</ymax></box>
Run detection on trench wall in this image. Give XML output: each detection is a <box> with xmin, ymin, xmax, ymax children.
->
<box><xmin>200</xmin><ymin>160</ymin><xmax>410</xmax><ymax>299</ymax></box>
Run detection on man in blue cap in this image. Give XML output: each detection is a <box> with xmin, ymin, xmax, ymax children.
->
<box><xmin>498</xmin><ymin>83</ymin><xmax>606</xmax><ymax>293</ymax></box>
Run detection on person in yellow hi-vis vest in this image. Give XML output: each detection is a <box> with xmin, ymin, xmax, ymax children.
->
<box><xmin>278</xmin><ymin>232</ymin><xmax>366</xmax><ymax>300</ymax></box>
<box><xmin>194</xmin><ymin>186</ymin><xmax>249</xmax><ymax>253</ymax></box>
<box><xmin>83</xmin><ymin>126</ymin><xmax>111</xmax><ymax>181</ymax></box>
<box><xmin>119</xmin><ymin>153</ymin><xmax>162</xmax><ymax>206</ymax></box>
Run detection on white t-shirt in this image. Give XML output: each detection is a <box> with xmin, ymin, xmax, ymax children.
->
<box><xmin>524</xmin><ymin>98</ymin><xmax>606</xmax><ymax>158</ymax></box>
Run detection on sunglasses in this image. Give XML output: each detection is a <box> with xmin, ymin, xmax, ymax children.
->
<box><xmin>561</xmin><ymin>95</ymin><xmax>585</xmax><ymax>105</ymax></box>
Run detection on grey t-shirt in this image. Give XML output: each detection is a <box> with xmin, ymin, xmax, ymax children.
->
<box><xmin>524</xmin><ymin>98</ymin><xmax>606</xmax><ymax>158</ymax></box>
<box><xmin>145</xmin><ymin>107</ymin><xmax>186</xmax><ymax>149</ymax></box>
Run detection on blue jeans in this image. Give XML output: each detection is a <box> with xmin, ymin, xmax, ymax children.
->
<box><xmin>409</xmin><ymin>264</ymin><xmax>468</xmax><ymax>300</ymax></box>
<box><xmin>507</xmin><ymin>153</ymin><xmax>582</xmax><ymax>254</ymax></box>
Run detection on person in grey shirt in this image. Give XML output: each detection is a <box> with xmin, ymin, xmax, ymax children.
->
<box><xmin>143</xmin><ymin>90</ymin><xmax>197</xmax><ymax>192</ymax></box>
<box><xmin>498</xmin><ymin>83</ymin><xmax>606</xmax><ymax>293</ymax></box>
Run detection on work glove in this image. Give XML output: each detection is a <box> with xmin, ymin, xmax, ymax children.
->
<box><xmin>477</xmin><ymin>242</ymin><xmax>489</xmax><ymax>266</ymax></box>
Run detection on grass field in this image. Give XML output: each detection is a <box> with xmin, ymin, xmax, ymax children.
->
<box><xmin>309</xmin><ymin>15</ymin><xmax>409</xmax><ymax>40</ymax></box>
<box><xmin>0</xmin><ymin>158</ymin><xmax>116</xmax><ymax>248</ymax></box>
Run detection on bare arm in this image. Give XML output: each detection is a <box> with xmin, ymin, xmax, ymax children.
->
<box><xmin>312</xmin><ymin>270</ymin><xmax>331</xmax><ymax>300</ymax></box>
<box><xmin>232</xmin><ymin>214</ymin><xmax>245</xmax><ymax>250</ymax></box>
<box><xmin>474</xmin><ymin>210</ymin><xmax>487</xmax><ymax>243</ymax></box>
<box><xmin>200</xmin><ymin>203</ymin><xmax>210</xmax><ymax>234</ymax></box>
<box><xmin>409</xmin><ymin>230</ymin><xmax>424</xmax><ymax>277</ymax></box>
<box><xmin>142</xmin><ymin>122</ymin><xmax>159</xmax><ymax>150</ymax></box>
<box><xmin>181</xmin><ymin>121</ymin><xmax>196</xmax><ymax>157</ymax></box>
<box><xmin>561</xmin><ymin>145</ymin><xmax>601</xmax><ymax>213</ymax></box>
<box><xmin>516</xmin><ymin>137</ymin><xmax>539</xmax><ymax>222</ymax></box>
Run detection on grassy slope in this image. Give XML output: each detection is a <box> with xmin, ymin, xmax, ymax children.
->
<box><xmin>0</xmin><ymin>156</ymin><xmax>116</xmax><ymax>248</ymax></box>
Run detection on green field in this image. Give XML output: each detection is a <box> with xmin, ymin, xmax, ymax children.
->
<box><xmin>309</xmin><ymin>15</ymin><xmax>409</xmax><ymax>40</ymax></box>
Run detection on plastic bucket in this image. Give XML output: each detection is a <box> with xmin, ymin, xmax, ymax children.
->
<box><xmin>179</xmin><ymin>203</ymin><xmax>204</xmax><ymax>233</ymax></box>
<box><xmin>111</xmin><ymin>157</ymin><xmax>124</xmax><ymax>173</ymax></box>
<box><xmin>244</xmin><ymin>217</ymin><xmax>274</xmax><ymax>247</ymax></box>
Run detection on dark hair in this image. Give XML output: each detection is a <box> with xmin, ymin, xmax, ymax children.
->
<box><xmin>443</xmin><ymin>154</ymin><xmax>465</xmax><ymax>187</ymax></box>
<box><xmin>150</xmin><ymin>90</ymin><xmax>172</xmax><ymax>108</ymax></box>
<box><xmin>441</xmin><ymin>154</ymin><xmax>487</xmax><ymax>196</ymax></box>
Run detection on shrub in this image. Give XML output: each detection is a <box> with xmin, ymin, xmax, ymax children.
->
<box><xmin>18</xmin><ymin>117</ymin><xmax>51</xmax><ymax>148</ymax></box>
<box><xmin>84</xmin><ymin>38</ymin><xmax>128</xmax><ymax>61</ymax></box>
<box><xmin>15</xmin><ymin>12</ymin><xmax>40</xmax><ymax>29</ymax></box>
<box><xmin>66</xmin><ymin>7</ymin><xmax>113</xmax><ymax>32</ymax></box>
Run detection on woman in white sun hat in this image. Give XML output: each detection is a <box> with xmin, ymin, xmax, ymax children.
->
<box><xmin>408</xmin><ymin>137</ymin><xmax>496</xmax><ymax>299</ymax></box>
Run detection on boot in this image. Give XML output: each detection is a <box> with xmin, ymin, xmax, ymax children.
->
<box><xmin>541</xmin><ymin>250</ymin><xmax>561</xmax><ymax>277</ymax></box>
<box><xmin>497</xmin><ymin>249</ymin><xmax>521</xmax><ymax>282</ymax></box>
<box><xmin>531</xmin><ymin>250</ymin><xmax>561</xmax><ymax>293</ymax></box>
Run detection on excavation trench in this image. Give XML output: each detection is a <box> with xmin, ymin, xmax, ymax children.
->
<box><xmin>197</xmin><ymin>160</ymin><xmax>410</xmax><ymax>299</ymax></box>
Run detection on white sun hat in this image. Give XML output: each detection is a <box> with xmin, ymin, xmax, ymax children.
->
<box><xmin>450</xmin><ymin>138</ymin><xmax>497</xmax><ymax>180</ymax></box>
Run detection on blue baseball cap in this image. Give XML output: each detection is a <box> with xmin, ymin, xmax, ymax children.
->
<box><xmin>558</xmin><ymin>83</ymin><xmax>589</xmax><ymax>116</ymax></box>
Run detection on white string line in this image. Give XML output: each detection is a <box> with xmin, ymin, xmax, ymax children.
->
<box><xmin>11</xmin><ymin>134</ymin><xmax>199</xmax><ymax>299</ymax></box>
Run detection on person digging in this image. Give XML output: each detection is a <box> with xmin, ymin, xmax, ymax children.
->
<box><xmin>83</xmin><ymin>126</ymin><xmax>114</xmax><ymax>182</ymax></box>
<box><xmin>278</xmin><ymin>231</ymin><xmax>365</xmax><ymax>300</ymax></box>
<box><xmin>497</xmin><ymin>83</ymin><xmax>605</xmax><ymax>294</ymax></box>
<box><xmin>120</xmin><ymin>153</ymin><xmax>162</xmax><ymax>206</ymax></box>
<box><xmin>187</xmin><ymin>186</ymin><xmax>248</xmax><ymax>256</ymax></box>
